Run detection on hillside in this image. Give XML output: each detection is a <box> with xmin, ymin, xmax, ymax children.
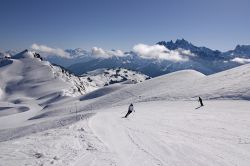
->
<box><xmin>10</xmin><ymin>62</ymin><xmax>250</xmax><ymax>128</ymax></box>
<box><xmin>0</xmin><ymin>50</ymin><xmax>149</xmax><ymax>129</ymax></box>
<box><xmin>81</xmin><ymin>68</ymin><xmax>150</xmax><ymax>87</ymax></box>
<box><xmin>70</xmin><ymin>63</ymin><xmax>250</xmax><ymax>113</ymax></box>
<box><xmin>1</xmin><ymin>60</ymin><xmax>250</xmax><ymax>166</ymax></box>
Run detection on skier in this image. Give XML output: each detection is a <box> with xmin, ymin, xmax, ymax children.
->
<box><xmin>198</xmin><ymin>97</ymin><xmax>204</xmax><ymax>107</ymax></box>
<box><xmin>124</xmin><ymin>103</ymin><xmax>135</xmax><ymax>118</ymax></box>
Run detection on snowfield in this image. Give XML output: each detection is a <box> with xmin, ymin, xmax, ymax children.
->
<box><xmin>0</xmin><ymin>51</ymin><xmax>250</xmax><ymax>166</ymax></box>
<box><xmin>1</xmin><ymin>101</ymin><xmax>250</xmax><ymax>166</ymax></box>
<box><xmin>89</xmin><ymin>101</ymin><xmax>250</xmax><ymax>166</ymax></box>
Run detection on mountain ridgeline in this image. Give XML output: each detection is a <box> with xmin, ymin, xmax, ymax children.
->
<box><xmin>2</xmin><ymin>39</ymin><xmax>250</xmax><ymax>77</ymax></box>
<box><xmin>65</xmin><ymin>39</ymin><xmax>250</xmax><ymax>77</ymax></box>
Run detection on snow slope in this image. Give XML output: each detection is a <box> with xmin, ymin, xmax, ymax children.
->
<box><xmin>64</xmin><ymin>63</ymin><xmax>250</xmax><ymax>114</ymax></box>
<box><xmin>81</xmin><ymin>68</ymin><xmax>150</xmax><ymax>87</ymax></box>
<box><xmin>1</xmin><ymin>57</ymin><xmax>250</xmax><ymax>166</ymax></box>
<box><xmin>0</xmin><ymin>50</ymin><xmax>97</xmax><ymax>132</ymax></box>
<box><xmin>89</xmin><ymin>101</ymin><xmax>250</xmax><ymax>166</ymax></box>
<box><xmin>3</xmin><ymin>63</ymin><xmax>248</xmax><ymax>131</ymax></box>
<box><xmin>114</xmin><ymin>63</ymin><xmax>250</xmax><ymax>102</ymax></box>
<box><xmin>0</xmin><ymin>50</ymin><xmax>95</xmax><ymax>100</ymax></box>
<box><xmin>0</xmin><ymin>50</ymin><xmax>148</xmax><ymax>132</ymax></box>
<box><xmin>1</xmin><ymin>101</ymin><xmax>250</xmax><ymax>166</ymax></box>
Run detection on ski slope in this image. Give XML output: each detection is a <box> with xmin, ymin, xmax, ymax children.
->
<box><xmin>64</xmin><ymin>63</ymin><xmax>250</xmax><ymax>114</ymax></box>
<box><xmin>1</xmin><ymin>52</ymin><xmax>250</xmax><ymax>165</ymax></box>
<box><xmin>89</xmin><ymin>101</ymin><xmax>250</xmax><ymax>166</ymax></box>
<box><xmin>1</xmin><ymin>101</ymin><xmax>250</xmax><ymax>166</ymax></box>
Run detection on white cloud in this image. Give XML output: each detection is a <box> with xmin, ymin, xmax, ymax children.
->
<box><xmin>0</xmin><ymin>52</ymin><xmax>11</xmax><ymax>58</ymax></box>
<box><xmin>30</xmin><ymin>43</ymin><xmax>196</xmax><ymax>61</ymax></box>
<box><xmin>231</xmin><ymin>57</ymin><xmax>250</xmax><ymax>64</ymax></box>
<box><xmin>31</xmin><ymin>44</ymin><xmax>70</xmax><ymax>58</ymax></box>
<box><xmin>179</xmin><ymin>49</ymin><xmax>196</xmax><ymax>57</ymax></box>
<box><xmin>133</xmin><ymin>44</ymin><xmax>194</xmax><ymax>62</ymax></box>
<box><xmin>91</xmin><ymin>47</ymin><xmax>125</xmax><ymax>58</ymax></box>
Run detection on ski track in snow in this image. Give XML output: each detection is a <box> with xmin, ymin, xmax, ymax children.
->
<box><xmin>0</xmin><ymin>113</ymin><xmax>116</xmax><ymax>166</ymax></box>
<box><xmin>1</xmin><ymin>101</ymin><xmax>250</xmax><ymax>166</ymax></box>
<box><xmin>88</xmin><ymin>101</ymin><xmax>250</xmax><ymax>166</ymax></box>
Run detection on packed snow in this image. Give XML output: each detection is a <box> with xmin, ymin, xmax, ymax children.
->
<box><xmin>1</xmin><ymin>101</ymin><xmax>250</xmax><ymax>166</ymax></box>
<box><xmin>0</xmin><ymin>50</ymin><xmax>250</xmax><ymax>166</ymax></box>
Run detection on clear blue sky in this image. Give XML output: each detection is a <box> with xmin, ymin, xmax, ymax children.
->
<box><xmin>0</xmin><ymin>0</ymin><xmax>250</xmax><ymax>51</ymax></box>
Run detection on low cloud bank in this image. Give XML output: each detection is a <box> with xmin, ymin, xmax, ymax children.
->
<box><xmin>91</xmin><ymin>47</ymin><xmax>125</xmax><ymax>58</ymax></box>
<box><xmin>133</xmin><ymin>44</ymin><xmax>195</xmax><ymax>62</ymax></box>
<box><xmin>231</xmin><ymin>57</ymin><xmax>250</xmax><ymax>64</ymax></box>
<box><xmin>31</xmin><ymin>44</ymin><xmax>70</xmax><ymax>58</ymax></box>
<box><xmin>0</xmin><ymin>52</ymin><xmax>11</xmax><ymax>58</ymax></box>
<box><xmin>30</xmin><ymin>43</ymin><xmax>196</xmax><ymax>62</ymax></box>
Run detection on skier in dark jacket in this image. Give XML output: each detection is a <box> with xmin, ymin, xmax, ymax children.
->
<box><xmin>124</xmin><ymin>103</ymin><xmax>134</xmax><ymax>118</ymax></box>
<box><xmin>199</xmin><ymin>97</ymin><xmax>204</xmax><ymax>106</ymax></box>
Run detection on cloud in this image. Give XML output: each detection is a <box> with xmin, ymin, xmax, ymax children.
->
<box><xmin>91</xmin><ymin>47</ymin><xmax>125</xmax><ymax>58</ymax></box>
<box><xmin>231</xmin><ymin>57</ymin><xmax>250</xmax><ymax>64</ymax></box>
<box><xmin>0</xmin><ymin>52</ymin><xmax>11</xmax><ymax>58</ymax></box>
<box><xmin>31</xmin><ymin>44</ymin><xmax>70</xmax><ymax>58</ymax></box>
<box><xmin>133</xmin><ymin>44</ymin><xmax>194</xmax><ymax>62</ymax></box>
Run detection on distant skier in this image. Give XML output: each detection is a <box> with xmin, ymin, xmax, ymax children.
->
<box><xmin>124</xmin><ymin>103</ymin><xmax>135</xmax><ymax>118</ymax></box>
<box><xmin>198</xmin><ymin>97</ymin><xmax>204</xmax><ymax>107</ymax></box>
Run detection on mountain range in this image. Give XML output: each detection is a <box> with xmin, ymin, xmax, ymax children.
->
<box><xmin>1</xmin><ymin>39</ymin><xmax>250</xmax><ymax>77</ymax></box>
<box><xmin>65</xmin><ymin>39</ymin><xmax>250</xmax><ymax>77</ymax></box>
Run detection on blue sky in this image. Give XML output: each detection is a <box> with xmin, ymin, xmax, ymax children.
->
<box><xmin>0</xmin><ymin>0</ymin><xmax>250</xmax><ymax>51</ymax></box>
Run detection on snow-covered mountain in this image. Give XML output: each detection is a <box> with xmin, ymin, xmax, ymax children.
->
<box><xmin>0</xmin><ymin>50</ymin><xmax>147</xmax><ymax>103</ymax></box>
<box><xmin>68</xmin><ymin>63</ymin><xmax>250</xmax><ymax>113</ymax></box>
<box><xmin>45</xmin><ymin>48</ymin><xmax>94</xmax><ymax>67</ymax></box>
<box><xmin>10</xmin><ymin>61</ymin><xmax>250</xmax><ymax>122</ymax></box>
<box><xmin>159</xmin><ymin>39</ymin><xmax>250</xmax><ymax>60</ymax></box>
<box><xmin>0</xmin><ymin>49</ymin><xmax>96</xmax><ymax>107</ymax></box>
<box><xmin>224</xmin><ymin>45</ymin><xmax>250</xmax><ymax>58</ymax></box>
<box><xmin>0</xmin><ymin>50</ymin><xmax>149</xmax><ymax>111</ymax></box>
<box><xmin>1</xmin><ymin>60</ymin><xmax>250</xmax><ymax>166</ymax></box>
<box><xmin>1</xmin><ymin>51</ymin><xmax>250</xmax><ymax>165</ymax></box>
<box><xmin>81</xmin><ymin>68</ymin><xmax>150</xmax><ymax>87</ymax></box>
<box><xmin>1</xmin><ymin>43</ymin><xmax>250</xmax><ymax>166</ymax></box>
<box><xmin>65</xmin><ymin>39</ymin><xmax>250</xmax><ymax>77</ymax></box>
<box><xmin>157</xmin><ymin>39</ymin><xmax>222</xmax><ymax>59</ymax></box>
<box><xmin>3</xmin><ymin>39</ymin><xmax>250</xmax><ymax>77</ymax></box>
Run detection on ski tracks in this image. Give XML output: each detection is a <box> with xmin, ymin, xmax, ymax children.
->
<box><xmin>125</xmin><ymin>128</ymin><xmax>165</xmax><ymax>166</ymax></box>
<box><xmin>87</xmin><ymin>101</ymin><xmax>250</xmax><ymax>166</ymax></box>
<box><xmin>89</xmin><ymin>111</ymin><xmax>168</xmax><ymax>166</ymax></box>
<box><xmin>73</xmin><ymin>115</ymin><xmax>117</xmax><ymax>166</ymax></box>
